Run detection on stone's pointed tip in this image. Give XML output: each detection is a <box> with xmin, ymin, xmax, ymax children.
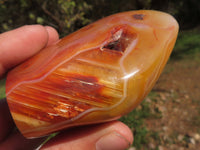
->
<box><xmin>132</xmin><ymin>10</ymin><xmax>179</xmax><ymax>30</ymax></box>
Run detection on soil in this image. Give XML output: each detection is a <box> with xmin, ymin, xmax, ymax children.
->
<box><xmin>144</xmin><ymin>57</ymin><xmax>200</xmax><ymax>150</ymax></box>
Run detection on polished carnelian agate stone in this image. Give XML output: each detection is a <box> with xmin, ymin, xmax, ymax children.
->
<box><xmin>6</xmin><ymin>10</ymin><xmax>179</xmax><ymax>138</ymax></box>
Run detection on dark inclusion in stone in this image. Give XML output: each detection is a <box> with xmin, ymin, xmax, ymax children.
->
<box><xmin>103</xmin><ymin>29</ymin><xmax>131</xmax><ymax>53</ymax></box>
<box><xmin>102</xmin><ymin>28</ymin><xmax>136</xmax><ymax>53</ymax></box>
<box><xmin>133</xmin><ymin>14</ymin><xmax>145</xmax><ymax>20</ymax></box>
<box><xmin>103</xmin><ymin>39</ymin><xmax>122</xmax><ymax>52</ymax></box>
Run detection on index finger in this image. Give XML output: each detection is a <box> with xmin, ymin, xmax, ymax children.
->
<box><xmin>0</xmin><ymin>25</ymin><xmax>59</xmax><ymax>78</ymax></box>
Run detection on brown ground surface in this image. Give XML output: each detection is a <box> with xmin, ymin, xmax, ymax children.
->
<box><xmin>144</xmin><ymin>57</ymin><xmax>200</xmax><ymax>150</ymax></box>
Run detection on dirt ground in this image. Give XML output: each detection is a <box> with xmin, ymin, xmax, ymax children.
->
<box><xmin>144</xmin><ymin>57</ymin><xmax>200</xmax><ymax>150</ymax></box>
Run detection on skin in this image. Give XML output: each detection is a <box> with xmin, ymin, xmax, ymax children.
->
<box><xmin>0</xmin><ymin>25</ymin><xmax>133</xmax><ymax>150</ymax></box>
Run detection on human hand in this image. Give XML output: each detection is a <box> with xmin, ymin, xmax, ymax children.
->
<box><xmin>0</xmin><ymin>25</ymin><xmax>133</xmax><ymax>150</ymax></box>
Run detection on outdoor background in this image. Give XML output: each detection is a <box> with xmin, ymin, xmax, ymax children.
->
<box><xmin>0</xmin><ymin>0</ymin><xmax>200</xmax><ymax>150</ymax></box>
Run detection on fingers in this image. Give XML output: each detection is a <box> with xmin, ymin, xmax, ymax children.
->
<box><xmin>44</xmin><ymin>26</ymin><xmax>59</xmax><ymax>46</ymax></box>
<box><xmin>0</xmin><ymin>99</ymin><xmax>14</xmax><ymax>142</ymax></box>
<box><xmin>0</xmin><ymin>25</ymin><xmax>59</xmax><ymax>77</ymax></box>
<box><xmin>0</xmin><ymin>121</ymin><xmax>133</xmax><ymax>150</ymax></box>
<box><xmin>41</xmin><ymin>121</ymin><xmax>133</xmax><ymax>150</ymax></box>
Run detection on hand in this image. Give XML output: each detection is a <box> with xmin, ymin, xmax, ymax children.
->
<box><xmin>0</xmin><ymin>25</ymin><xmax>133</xmax><ymax>150</ymax></box>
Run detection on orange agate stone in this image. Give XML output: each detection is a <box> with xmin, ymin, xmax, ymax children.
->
<box><xmin>6</xmin><ymin>10</ymin><xmax>179</xmax><ymax>138</ymax></box>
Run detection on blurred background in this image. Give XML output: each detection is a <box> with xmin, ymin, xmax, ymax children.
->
<box><xmin>0</xmin><ymin>0</ymin><xmax>200</xmax><ymax>149</ymax></box>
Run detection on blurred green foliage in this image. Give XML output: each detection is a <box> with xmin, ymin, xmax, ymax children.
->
<box><xmin>1</xmin><ymin>0</ymin><xmax>200</xmax><ymax>36</ymax></box>
<box><xmin>0</xmin><ymin>79</ymin><xmax>6</xmax><ymax>99</ymax></box>
<box><xmin>120</xmin><ymin>101</ymin><xmax>151</xmax><ymax>148</ymax></box>
<box><xmin>0</xmin><ymin>0</ymin><xmax>92</xmax><ymax>36</ymax></box>
<box><xmin>172</xmin><ymin>28</ymin><xmax>200</xmax><ymax>59</ymax></box>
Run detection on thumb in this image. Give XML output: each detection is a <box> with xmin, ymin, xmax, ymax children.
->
<box><xmin>41</xmin><ymin>121</ymin><xmax>133</xmax><ymax>150</ymax></box>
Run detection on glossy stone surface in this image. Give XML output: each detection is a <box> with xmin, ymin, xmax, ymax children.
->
<box><xmin>6</xmin><ymin>10</ymin><xmax>179</xmax><ymax>138</ymax></box>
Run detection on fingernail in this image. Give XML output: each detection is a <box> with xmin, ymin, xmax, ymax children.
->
<box><xmin>96</xmin><ymin>131</ymin><xmax>130</xmax><ymax>150</ymax></box>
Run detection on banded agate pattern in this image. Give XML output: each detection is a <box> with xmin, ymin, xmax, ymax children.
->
<box><xmin>6</xmin><ymin>10</ymin><xmax>179</xmax><ymax>138</ymax></box>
